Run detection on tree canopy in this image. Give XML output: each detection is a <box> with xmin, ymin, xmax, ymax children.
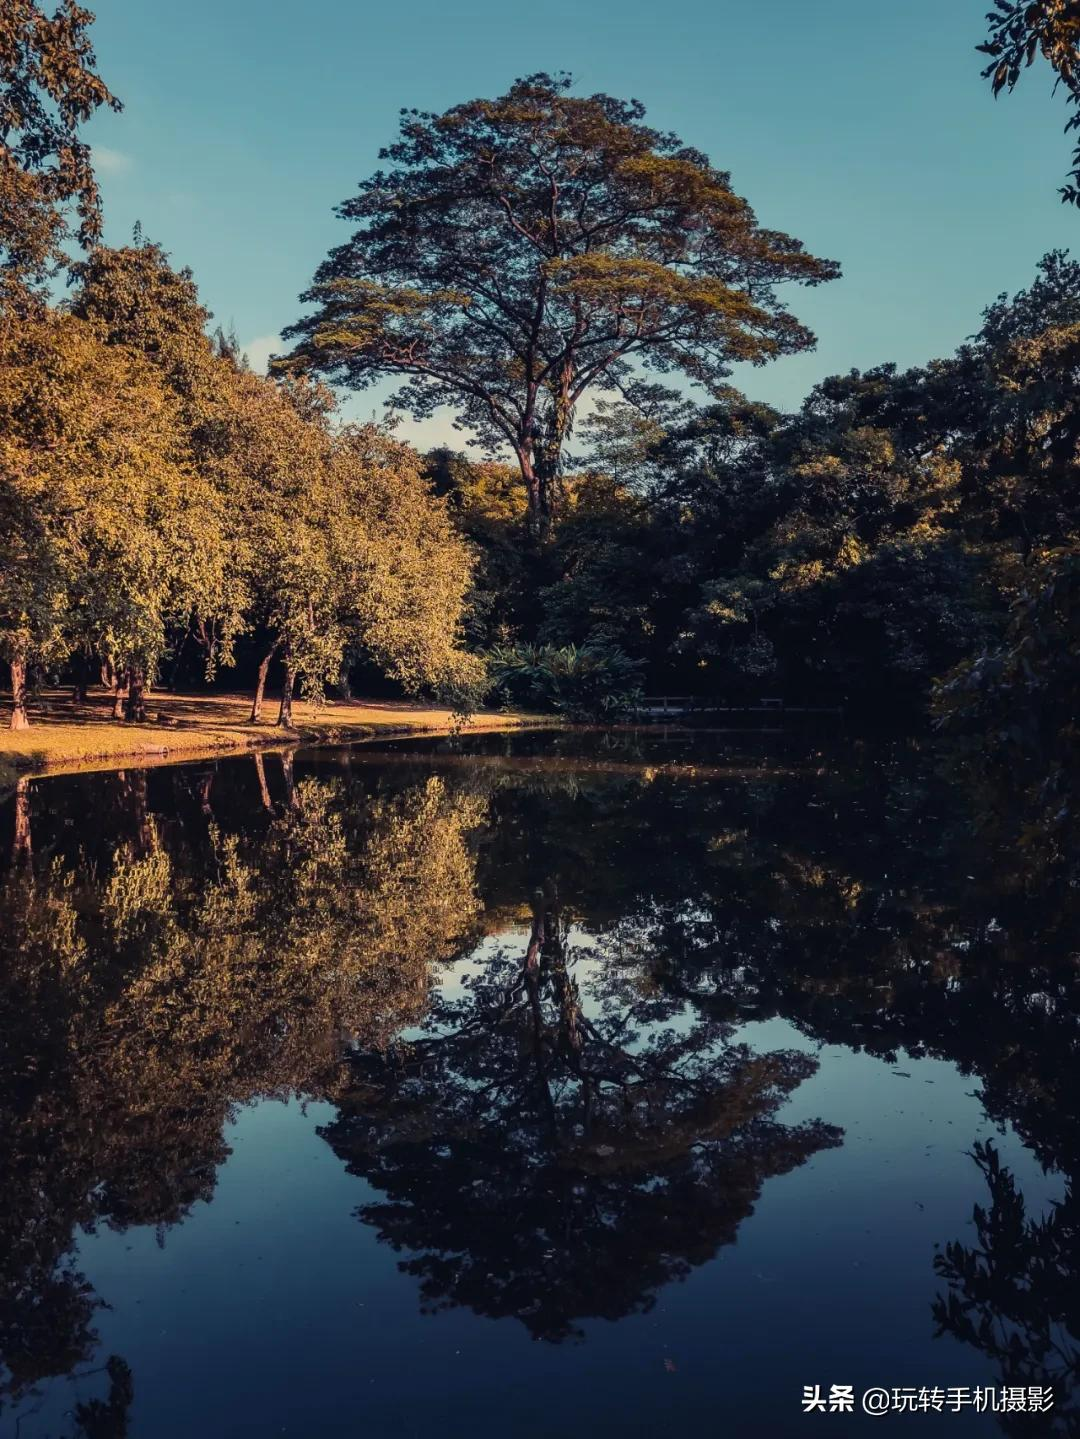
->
<box><xmin>1</xmin><ymin>238</ymin><xmax>481</xmax><ymax>728</ymax></box>
<box><xmin>0</xmin><ymin>306</ymin><xmax>223</xmax><ymax>727</ymax></box>
<box><xmin>435</xmin><ymin>248</ymin><xmax>1077</xmax><ymax>721</ymax></box>
<box><xmin>282</xmin><ymin>72</ymin><xmax>839</xmax><ymax>539</ymax></box>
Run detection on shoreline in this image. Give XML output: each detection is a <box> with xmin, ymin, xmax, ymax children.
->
<box><xmin>0</xmin><ymin>689</ymin><xmax>552</xmax><ymax>788</ymax></box>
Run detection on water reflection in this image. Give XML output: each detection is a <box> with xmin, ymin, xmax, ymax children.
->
<box><xmin>0</xmin><ymin>763</ymin><xmax>482</xmax><ymax>1432</ymax></box>
<box><xmin>934</xmin><ymin>1143</ymin><xmax>1080</xmax><ymax>1435</ymax></box>
<box><xmin>0</xmin><ymin>730</ymin><xmax>1077</xmax><ymax>1434</ymax></box>
<box><xmin>324</xmin><ymin>888</ymin><xmax>839</xmax><ymax>1342</ymax></box>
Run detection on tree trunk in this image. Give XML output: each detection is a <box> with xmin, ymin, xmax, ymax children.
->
<box><xmin>523</xmin><ymin>467</ymin><xmax>542</xmax><ymax>542</ymax></box>
<box><xmin>121</xmin><ymin>771</ymin><xmax>154</xmax><ymax>856</ymax></box>
<box><xmin>277</xmin><ymin>659</ymin><xmax>296</xmax><ymax>729</ymax></box>
<box><xmin>253</xmin><ymin>751</ymin><xmax>273</xmax><ymax>810</ymax></box>
<box><xmin>522</xmin><ymin>896</ymin><xmax>558</xmax><ymax>1128</ymax></box>
<box><xmin>71</xmin><ymin>650</ymin><xmax>95</xmax><ymax>704</ymax></box>
<box><xmin>111</xmin><ymin>669</ymin><xmax>127</xmax><ymax>719</ymax></box>
<box><xmin>8</xmin><ymin>653</ymin><xmax>29</xmax><ymax>730</ymax></box>
<box><xmin>519</xmin><ymin>441</ymin><xmax>559</xmax><ymax>545</ymax></box>
<box><xmin>166</xmin><ymin>627</ymin><xmax>191</xmax><ymax>692</ymax></box>
<box><xmin>280</xmin><ymin>750</ymin><xmax>299</xmax><ymax>810</ymax></box>
<box><xmin>250</xmin><ymin>639</ymin><xmax>280</xmax><ymax>723</ymax></box>
<box><xmin>534</xmin><ymin>441</ymin><xmax>560</xmax><ymax>544</ymax></box>
<box><xmin>124</xmin><ymin>666</ymin><xmax>147</xmax><ymax>722</ymax></box>
<box><xmin>12</xmin><ymin>778</ymin><xmax>32</xmax><ymax>865</ymax></box>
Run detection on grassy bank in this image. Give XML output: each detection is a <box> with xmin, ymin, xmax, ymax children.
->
<box><xmin>0</xmin><ymin>688</ymin><xmax>548</xmax><ymax>783</ymax></box>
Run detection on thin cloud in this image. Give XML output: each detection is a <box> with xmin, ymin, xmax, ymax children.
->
<box><xmin>93</xmin><ymin>145</ymin><xmax>133</xmax><ymax>175</ymax></box>
<box><xmin>243</xmin><ymin>335</ymin><xmax>283</xmax><ymax>375</ymax></box>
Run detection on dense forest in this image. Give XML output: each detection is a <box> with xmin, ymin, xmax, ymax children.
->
<box><xmin>0</xmin><ymin>1</ymin><xmax>1076</xmax><ymax>781</ymax></box>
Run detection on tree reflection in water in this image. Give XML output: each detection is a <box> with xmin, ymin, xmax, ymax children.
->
<box><xmin>323</xmin><ymin>885</ymin><xmax>839</xmax><ymax>1341</ymax></box>
<box><xmin>0</xmin><ymin>765</ymin><xmax>482</xmax><ymax>1432</ymax></box>
<box><xmin>0</xmin><ymin>732</ymin><xmax>1077</xmax><ymax>1431</ymax></box>
<box><xmin>934</xmin><ymin>1143</ymin><xmax>1080</xmax><ymax>1437</ymax></box>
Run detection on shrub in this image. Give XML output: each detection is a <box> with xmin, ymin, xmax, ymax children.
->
<box><xmin>486</xmin><ymin>642</ymin><xmax>644</xmax><ymax>722</ymax></box>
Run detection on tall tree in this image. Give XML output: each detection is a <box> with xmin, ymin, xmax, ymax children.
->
<box><xmin>0</xmin><ymin>1</ymin><xmax>120</xmax><ymax>299</ymax></box>
<box><xmin>71</xmin><ymin>240</ymin><xmax>253</xmax><ymax>707</ymax></box>
<box><xmin>282</xmin><ymin>73</ymin><xmax>839</xmax><ymax>541</ymax></box>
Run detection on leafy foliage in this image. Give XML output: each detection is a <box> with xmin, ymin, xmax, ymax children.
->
<box><xmin>487</xmin><ymin>640</ymin><xmax>643</xmax><ymax>720</ymax></box>
<box><xmin>979</xmin><ymin>0</ymin><xmax>1080</xmax><ymax>202</ymax></box>
<box><xmin>0</xmin><ymin>305</ymin><xmax>229</xmax><ymax>722</ymax></box>
<box><xmin>1</xmin><ymin>239</ymin><xmax>480</xmax><ymax>728</ymax></box>
<box><xmin>0</xmin><ymin>0</ymin><xmax>121</xmax><ymax>298</ymax></box>
<box><xmin>438</xmin><ymin>250</ymin><xmax>1079</xmax><ymax>717</ymax></box>
<box><xmin>934</xmin><ymin>1142</ymin><xmax>1080</xmax><ymax>1432</ymax></box>
<box><xmin>282</xmin><ymin>72</ymin><xmax>838</xmax><ymax>538</ymax></box>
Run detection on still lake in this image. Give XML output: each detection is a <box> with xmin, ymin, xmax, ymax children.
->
<box><xmin>0</xmin><ymin>728</ymin><xmax>1075</xmax><ymax>1437</ymax></box>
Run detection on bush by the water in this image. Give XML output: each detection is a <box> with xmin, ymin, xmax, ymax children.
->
<box><xmin>487</xmin><ymin>643</ymin><xmax>644</xmax><ymax>722</ymax></box>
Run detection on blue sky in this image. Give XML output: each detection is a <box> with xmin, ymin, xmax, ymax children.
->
<box><xmin>84</xmin><ymin>0</ymin><xmax>1076</xmax><ymax>447</ymax></box>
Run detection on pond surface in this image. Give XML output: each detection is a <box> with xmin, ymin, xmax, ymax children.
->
<box><xmin>0</xmin><ymin>729</ymin><xmax>1077</xmax><ymax>1437</ymax></box>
